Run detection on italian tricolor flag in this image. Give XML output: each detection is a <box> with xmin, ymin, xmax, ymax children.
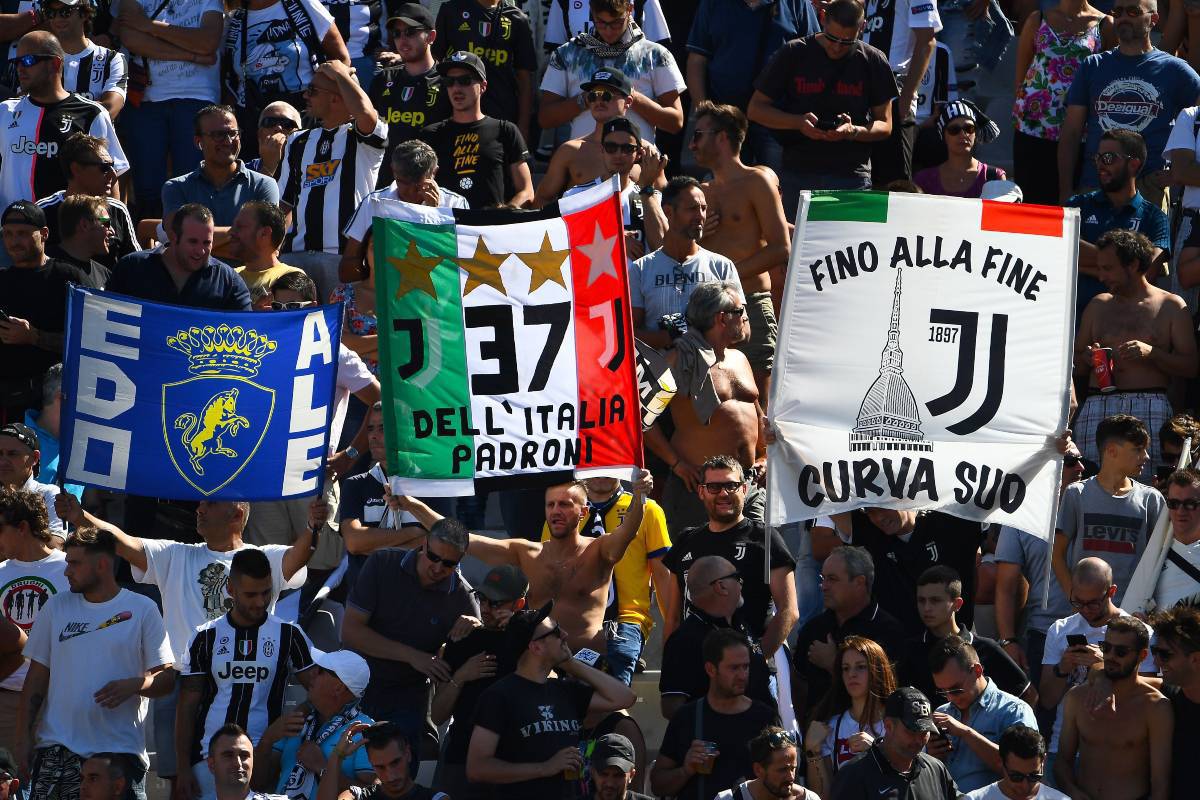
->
<box><xmin>373</xmin><ymin>178</ymin><xmax>642</xmax><ymax>497</ymax></box>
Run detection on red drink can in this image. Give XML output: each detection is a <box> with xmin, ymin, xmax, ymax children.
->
<box><xmin>1092</xmin><ymin>347</ymin><xmax>1115</xmax><ymax>393</ymax></box>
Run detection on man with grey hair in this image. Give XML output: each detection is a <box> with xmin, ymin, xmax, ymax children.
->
<box><xmin>341</xmin><ymin>515</ymin><xmax>478</xmax><ymax>756</ymax></box>
<box><xmin>794</xmin><ymin>545</ymin><xmax>906</xmax><ymax>718</ymax></box>
<box><xmin>338</xmin><ymin>139</ymin><xmax>469</xmax><ymax>283</ymax></box>
<box><xmin>659</xmin><ymin>555</ymin><xmax>776</xmax><ymax>719</ymax></box>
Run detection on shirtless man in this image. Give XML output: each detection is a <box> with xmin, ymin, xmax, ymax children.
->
<box><xmin>645</xmin><ymin>280</ymin><xmax>766</xmax><ymax>536</ymax></box>
<box><xmin>1055</xmin><ymin>617</ymin><xmax>1173</xmax><ymax>800</ymax></box>
<box><xmin>532</xmin><ymin>68</ymin><xmax>656</xmax><ymax>208</ymax></box>
<box><xmin>1074</xmin><ymin>227</ymin><xmax>1198</xmax><ymax>480</ymax></box>
<box><xmin>689</xmin><ymin>101</ymin><xmax>790</xmax><ymax>404</ymax></box>
<box><xmin>393</xmin><ymin>469</ymin><xmax>653</xmax><ymax>652</ymax></box>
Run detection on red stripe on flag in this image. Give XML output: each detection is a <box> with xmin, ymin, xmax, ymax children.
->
<box><xmin>564</xmin><ymin>191</ymin><xmax>644</xmax><ymax>471</ymax></box>
<box><xmin>1081</xmin><ymin>538</ymin><xmax>1136</xmax><ymax>555</ymax></box>
<box><xmin>980</xmin><ymin>201</ymin><xmax>1064</xmax><ymax>238</ymax></box>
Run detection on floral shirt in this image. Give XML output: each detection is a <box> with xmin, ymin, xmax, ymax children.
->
<box><xmin>330</xmin><ymin>281</ymin><xmax>378</xmax><ymax>375</ymax></box>
<box><xmin>1013</xmin><ymin>17</ymin><xmax>1103</xmax><ymax>140</ymax></box>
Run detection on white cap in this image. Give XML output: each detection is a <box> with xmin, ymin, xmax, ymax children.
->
<box><xmin>981</xmin><ymin>180</ymin><xmax>1023</xmax><ymax>203</ymax></box>
<box><xmin>314</xmin><ymin>650</ymin><xmax>370</xmax><ymax>698</ymax></box>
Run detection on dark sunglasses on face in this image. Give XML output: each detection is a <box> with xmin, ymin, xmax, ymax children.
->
<box><xmin>724</xmin><ymin>306</ymin><xmax>746</xmax><ymax>318</ymax></box>
<box><xmin>472</xmin><ymin>591</ymin><xmax>515</xmax><ymax>607</ymax></box>
<box><xmin>945</xmin><ymin>123</ymin><xmax>975</xmax><ymax>136</ymax></box>
<box><xmin>936</xmin><ymin>684</ymin><xmax>971</xmax><ymax>697</ymax></box>
<box><xmin>709</xmin><ymin>571</ymin><xmax>743</xmax><ymax>588</ymax></box>
<box><xmin>1167</xmin><ymin>498</ymin><xmax>1200</xmax><ymax>510</ymax></box>
<box><xmin>1095</xmin><ymin>151</ymin><xmax>1130</xmax><ymax>165</ymax></box>
<box><xmin>1110</xmin><ymin>4</ymin><xmax>1146</xmax><ymax>15</ymax></box>
<box><xmin>822</xmin><ymin>30</ymin><xmax>858</xmax><ymax>46</ymax></box>
<box><xmin>587</xmin><ymin>89</ymin><xmax>615</xmax><ymax>103</ymax></box>
<box><xmin>271</xmin><ymin>300</ymin><xmax>311</xmax><ymax>310</ymax></box>
<box><xmin>423</xmin><ymin>547</ymin><xmax>461</xmax><ymax>568</ymax></box>
<box><xmin>260</xmin><ymin>115</ymin><xmax>299</xmax><ymax>131</ymax></box>
<box><xmin>16</xmin><ymin>53</ymin><xmax>56</xmax><ymax>68</ymax></box>
<box><xmin>701</xmin><ymin>480</ymin><xmax>744</xmax><ymax>494</ymax></box>
<box><xmin>602</xmin><ymin>142</ymin><xmax>638</xmax><ymax>155</ymax></box>
<box><xmin>444</xmin><ymin>75</ymin><xmax>478</xmax><ymax>87</ymax></box>
<box><xmin>80</xmin><ymin>159</ymin><xmax>116</xmax><ymax>172</ymax></box>
<box><xmin>95</xmin><ymin>216</ymin><xmax>111</xmax><ymax>226</ymax></box>
<box><xmin>1006</xmin><ymin>770</ymin><xmax>1044</xmax><ymax>784</ymax></box>
<box><xmin>1098</xmin><ymin>641</ymin><xmax>1136</xmax><ymax>657</ymax></box>
<box><xmin>1063</xmin><ymin>454</ymin><xmax>1082</xmax><ymax>467</ymax></box>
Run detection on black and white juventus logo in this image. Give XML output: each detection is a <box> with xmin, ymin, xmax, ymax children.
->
<box><xmin>924</xmin><ymin>309</ymin><xmax>1009</xmax><ymax>435</ymax></box>
<box><xmin>925</xmin><ymin>542</ymin><xmax>938</xmax><ymax>561</ymax></box>
<box><xmin>58</xmin><ymin>117</ymin><xmax>72</xmax><ymax>133</ymax></box>
<box><xmin>733</xmin><ymin>543</ymin><xmax>747</xmax><ymax>561</ymax></box>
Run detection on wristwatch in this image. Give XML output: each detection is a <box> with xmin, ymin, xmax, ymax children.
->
<box><xmin>344</xmin><ymin>446</ymin><xmax>360</xmax><ymax>460</ymax></box>
<box><xmin>997</xmin><ymin>638</ymin><xmax>1018</xmax><ymax>648</ymax></box>
<box><xmin>638</xmin><ymin>184</ymin><xmax>659</xmax><ymax>197</ymax></box>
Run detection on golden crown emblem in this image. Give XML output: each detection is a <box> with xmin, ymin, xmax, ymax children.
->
<box><xmin>167</xmin><ymin>325</ymin><xmax>278</xmax><ymax>378</ymax></box>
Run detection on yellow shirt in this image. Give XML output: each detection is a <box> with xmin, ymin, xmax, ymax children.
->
<box><xmin>540</xmin><ymin>492</ymin><xmax>671</xmax><ymax>637</ymax></box>
<box><xmin>236</xmin><ymin>263</ymin><xmax>306</xmax><ymax>295</ymax></box>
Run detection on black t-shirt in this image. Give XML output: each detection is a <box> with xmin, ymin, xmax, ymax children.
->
<box><xmin>434</xmin><ymin>0</ymin><xmax>537</xmax><ymax>123</ymax></box>
<box><xmin>753</xmin><ymin>34</ymin><xmax>898</xmax><ymax>176</ymax></box>
<box><xmin>441</xmin><ymin>626</ymin><xmax>515</xmax><ymax>764</ymax></box>
<box><xmin>370</xmin><ymin>65</ymin><xmax>452</xmax><ymax>184</ymax></box>
<box><xmin>662</xmin><ymin>518</ymin><xmax>796</xmax><ymax>640</ymax></box>
<box><xmin>472</xmin><ymin>673</ymin><xmax>594</xmax><ymax>800</ymax></box>
<box><xmin>851</xmin><ymin>510</ymin><xmax>985</xmax><ymax>637</ymax></box>
<box><xmin>1163</xmin><ymin>683</ymin><xmax>1200</xmax><ymax>800</ymax></box>
<box><xmin>794</xmin><ymin>603</ymin><xmax>907</xmax><ymax>719</ymax></box>
<box><xmin>898</xmin><ymin>630</ymin><xmax>1030</xmax><ymax>703</ymax></box>
<box><xmin>831</xmin><ymin>743</ymin><xmax>958</xmax><ymax>799</ymax></box>
<box><xmin>45</xmin><ymin>244</ymin><xmax>110</xmax><ymax>288</ymax></box>
<box><xmin>658</xmin><ymin>697</ymin><xmax>780</xmax><ymax>800</ymax></box>
<box><xmin>337</xmin><ymin>469</ymin><xmax>388</xmax><ymax>595</ymax></box>
<box><xmin>659</xmin><ymin>605</ymin><xmax>775</xmax><ymax>708</ymax></box>
<box><xmin>0</xmin><ymin>258</ymin><xmax>88</xmax><ymax>379</ymax></box>
<box><xmin>421</xmin><ymin>116</ymin><xmax>528</xmax><ymax>209</ymax></box>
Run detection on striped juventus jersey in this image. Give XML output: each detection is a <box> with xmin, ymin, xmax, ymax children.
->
<box><xmin>279</xmin><ymin>119</ymin><xmax>387</xmax><ymax>253</ymax></box>
<box><xmin>861</xmin><ymin>0</ymin><xmax>941</xmax><ymax>72</ymax></box>
<box><xmin>183</xmin><ymin>613</ymin><xmax>314</xmax><ymax>761</ymax></box>
<box><xmin>320</xmin><ymin>0</ymin><xmax>381</xmax><ymax>62</ymax></box>
<box><xmin>36</xmin><ymin>190</ymin><xmax>141</xmax><ymax>267</ymax></box>
<box><xmin>0</xmin><ymin>93</ymin><xmax>129</xmax><ymax>208</ymax></box>
<box><xmin>914</xmin><ymin>41</ymin><xmax>958</xmax><ymax>123</ymax></box>
<box><xmin>63</xmin><ymin>43</ymin><xmax>129</xmax><ymax>101</ymax></box>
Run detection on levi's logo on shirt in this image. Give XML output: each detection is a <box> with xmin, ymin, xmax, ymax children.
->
<box><xmin>1080</xmin><ymin>512</ymin><xmax>1142</xmax><ymax>555</ymax></box>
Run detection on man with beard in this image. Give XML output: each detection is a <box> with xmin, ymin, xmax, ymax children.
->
<box><xmin>1151</xmin><ymin>469</ymin><xmax>1200</xmax><ymax>609</ymax></box>
<box><xmin>962</xmin><ymin>725</ymin><xmax>1068</xmax><ymax>800</ymax></box>
<box><xmin>715</xmin><ymin>726</ymin><xmax>810</xmax><ymax>800</ymax></box>
<box><xmin>1066</xmin><ymin>129</ymin><xmax>1172</xmax><ymax>331</ymax></box>
<box><xmin>1055</xmin><ymin>618</ymin><xmax>1173</xmax><ymax>800</ymax></box>
<box><xmin>319</xmin><ymin>721</ymin><xmax>446</xmax><ymax>800</ymax></box>
<box><xmin>1072</xmin><ymin>230</ymin><xmax>1195</xmax><ymax>477</ymax></box>
<box><xmin>590</xmin><ymin>734</ymin><xmax>651</xmax><ymax>800</ymax></box>
<box><xmin>1147</xmin><ymin>605</ymin><xmax>1200</xmax><ymax>800</ymax></box>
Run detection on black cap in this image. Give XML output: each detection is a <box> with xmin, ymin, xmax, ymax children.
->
<box><xmin>2</xmin><ymin>200</ymin><xmax>46</xmax><ymax>229</ymax></box>
<box><xmin>581</xmin><ymin>68</ymin><xmax>632</xmax><ymax>96</ymax></box>
<box><xmin>0</xmin><ymin>423</ymin><xmax>39</xmax><ymax>454</ymax></box>
<box><xmin>386</xmin><ymin>2</ymin><xmax>434</xmax><ymax>31</ymax></box>
<box><xmin>438</xmin><ymin>51</ymin><xmax>487</xmax><ymax>82</ymax></box>
<box><xmin>602</xmin><ymin>117</ymin><xmax>641</xmax><ymax>143</ymax></box>
<box><xmin>477</xmin><ymin>564</ymin><xmax>530</xmax><ymax>603</ymax></box>
<box><xmin>884</xmin><ymin>687</ymin><xmax>939</xmax><ymax>733</ymax></box>
<box><xmin>591</xmin><ymin>734</ymin><xmax>636</xmax><ymax>772</ymax></box>
<box><xmin>505</xmin><ymin>600</ymin><xmax>553</xmax><ymax>660</ymax></box>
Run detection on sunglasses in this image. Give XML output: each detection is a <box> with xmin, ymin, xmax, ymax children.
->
<box><xmin>1069</xmin><ymin>595</ymin><xmax>1108</xmax><ymax>611</ymax></box>
<box><xmin>602</xmin><ymin>142</ymin><xmax>638</xmax><ymax>155</ymax></box>
<box><xmin>1063</xmin><ymin>454</ymin><xmax>1082</xmax><ymax>468</ymax></box>
<box><xmin>423</xmin><ymin>547</ymin><xmax>461</xmax><ymax>569</ymax></box>
<box><xmin>1098</xmin><ymin>641</ymin><xmax>1137</xmax><ymax>657</ymax></box>
<box><xmin>766</xmin><ymin>730</ymin><xmax>799</xmax><ymax>747</ymax></box>
<box><xmin>822</xmin><ymin>30</ymin><xmax>858</xmax><ymax>46</ymax></box>
<box><xmin>709</xmin><ymin>571</ymin><xmax>743</xmax><ymax>588</ymax></box>
<box><xmin>473</xmin><ymin>590</ymin><xmax>515</xmax><ymax>608</ymax></box>
<box><xmin>945</xmin><ymin>123</ymin><xmax>975</xmax><ymax>136</ymax></box>
<box><xmin>444</xmin><ymin>75</ymin><xmax>479</xmax><ymax>87</ymax></box>
<box><xmin>724</xmin><ymin>306</ymin><xmax>746</xmax><ymax>318</ymax></box>
<box><xmin>16</xmin><ymin>53</ymin><xmax>56</xmax><ymax>68</ymax></box>
<box><xmin>271</xmin><ymin>300</ymin><xmax>312</xmax><ymax>310</ymax></box>
<box><xmin>1006</xmin><ymin>770</ymin><xmax>1044</xmax><ymax>784</ymax></box>
<box><xmin>533</xmin><ymin>622</ymin><xmax>564</xmax><ymax>642</ymax></box>
<box><xmin>701</xmin><ymin>480</ymin><xmax>744</xmax><ymax>494</ymax></box>
<box><xmin>1167</xmin><ymin>498</ymin><xmax>1200</xmax><ymax>510</ymax></box>
<box><xmin>691</xmin><ymin>128</ymin><xmax>713</xmax><ymax>143</ymax></box>
<box><xmin>1110</xmin><ymin>4</ymin><xmax>1146</xmax><ymax>15</ymax></box>
<box><xmin>1095</xmin><ymin>151</ymin><xmax>1130</xmax><ymax>165</ymax></box>
<box><xmin>260</xmin><ymin>115</ymin><xmax>299</xmax><ymax>131</ymax></box>
<box><xmin>587</xmin><ymin>89</ymin><xmax>616</xmax><ymax>103</ymax></box>
<box><xmin>95</xmin><ymin>216</ymin><xmax>111</xmax><ymax>226</ymax></box>
<box><xmin>80</xmin><ymin>159</ymin><xmax>116</xmax><ymax>172</ymax></box>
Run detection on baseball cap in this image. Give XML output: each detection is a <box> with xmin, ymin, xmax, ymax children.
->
<box><xmin>581</xmin><ymin>68</ymin><xmax>632</xmax><ymax>96</ymax></box>
<box><xmin>314</xmin><ymin>650</ymin><xmax>371</xmax><ymax>698</ymax></box>
<box><xmin>386</xmin><ymin>2</ymin><xmax>434</xmax><ymax>31</ymax></box>
<box><xmin>505</xmin><ymin>600</ymin><xmax>554</xmax><ymax>660</ymax></box>
<box><xmin>602</xmin><ymin>117</ymin><xmax>641</xmax><ymax>143</ymax></box>
<box><xmin>981</xmin><ymin>180</ymin><xmax>1023</xmax><ymax>203</ymax></box>
<box><xmin>477</xmin><ymin>564</ymin><xmax>529</xmax><ymax>603</ymax></box>
<box><xmin>884</xmin><ymin>687</ymin><xmax>939</xmax><ymax>734</ymax></box>
<box><xmin>2</xmin><ymin>200</ymin><xmax>46</xmax><ymax>229</ymax></box>
<box><xmin>0</xmin><ymin>423</ymin><xmax>39</xmax><ymax>454</ymax></box>
<box><xmin>591</xmin><ymin>734</ymin><xmax>636</xmax><ymax>772</ymax></box>
<box><xmin>438</xmin><ymin>51</ymin><xmax>487</xmax><ymax>82</ymax></box>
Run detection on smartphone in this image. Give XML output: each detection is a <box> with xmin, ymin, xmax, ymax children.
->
<box><xmin>815</xmin><ymin>119</ymin><xmax>840</xmax><ymax>131</ymax></box>
<box><xmin>1067</xmin><ymin>634</ymin><xmax>1089</xmax><ymax>648</ymax></box>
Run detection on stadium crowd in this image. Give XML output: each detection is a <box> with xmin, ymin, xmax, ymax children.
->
<box><xmin>3</xmin><ymin>0</ymin><xmax>1200</xmax><ymax>798</ymax></box>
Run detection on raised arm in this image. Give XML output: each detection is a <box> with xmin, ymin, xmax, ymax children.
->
<box><xmin>559</xmin><ymin>652</ymin><xmax>637</xmax><ymax>713</ymax></box>
<box><xmin>54</xmin><ymin>492</ymin><xmax>147</xmax><ymax>572</ymax></box>
<box><xmin>598</xmin><ymin>470</ymin><xmax>652</xmax><ymax>564</ymax></box>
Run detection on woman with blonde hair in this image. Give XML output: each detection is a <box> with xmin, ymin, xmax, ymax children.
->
<box><xmin>803</xmin><ymin>636</ymin><xmax>897</xmax><ymax>797</ymax></box>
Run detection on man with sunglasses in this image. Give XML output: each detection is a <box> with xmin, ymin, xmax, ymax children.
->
<box><xmin>432</xmin><ymin>564</ymin><xmax>526</xmax><ymax>798</ymax></box>
<box><xmin>713</xmin><ymin>725</ymin><xmax>809</xmax><ymax>800</ymax></box>
<box><xmin>42</xmin><ymin>0</ymin><xmax>126</xmax><ymax>118</ymax></box>
<box><xmin>46</xmin><ymin>194</ymin><xmax>112</xmax><ymax>286</ymax></box>
<box><xmin>0</xmin><ymin>32</ymin><xmax>127</xmax><ymax>211</ymax></box>
<box><xmin>962</xmin><ymin>724</ymin><xmax>1067</xmax><ymax>800</ymax></box>
<box><xmin>342</xmin><ymin>517</ymin><xmax>478</xmax><ymax>760</ymax></box>
<box><xmin>1055</xmin><ymin>617</ymin><xmax>1171</xmax><ymax>800</ymax></box>
<box><xmin>1146</xmin><ymin>467</ymin><xmax>1200</xmax><ymax>609</ymax></box>
<box><xmin>1145</xmin><ymin>605</ymin><xmax>1200</xmax><ymax>800</ymax></box>
<box><xmin>369</xmin><ymin>4</ymin><xmax>450</xmax><ymax>183</ymax></box>
<box><xmin>926</xmin><ymin>637</ymin><xmax>1037</xmax><ymax>793</ymax></box>
<box><xmin>249</xmin><ymin>103</ymin><xmax>304</xmax><ymax>182</ymax></box>
<box><xmin>1057</xmin><ymin>0</ymin><xmax>1200</xmax><ymax>207</ymax></box>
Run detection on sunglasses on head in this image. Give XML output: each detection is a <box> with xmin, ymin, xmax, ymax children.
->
<box><xmin>260</xmin><ymin>115</ymin><xmax>299</xmax><ymax>131</ymax></box>
<box><xmin>1167</xmin><ymin>498</ymin><xmax>1200</xmax><ymax>510</ymax></box>
<box><xmin>16</xmin><ymin>53</ymin><xmax>56</xmax><ymax>68</ymax></box>
<box><xmin>766</xmin><ymin>730</ymin><xmax>799</xmax><ymax>747</ymax></box>
<box><xmin>1006</xmin><ymin>769</ymin><xmax>1044</xmax><ymax>784</ymax></box>
<box><xmin>444</xmin><ymin>75</ymin><xmax>478</xmax><ymax>87</ymax></box>
<box><xmin>701</xmin><ymin>480</ymin><xmax>744</xmax><ymax>494</ymax></box>
<box><xmin>423</xmin><ymin>546</ymin><xmax>461</xmax><ymax>569</ymax></box>
<box><xmin>1098</xmin><ymin>641</ymin><xmax>1136</xmax><ymax>657</ymax></box>
<box><xmin>587</xmin><ymin>89</ymin><xmax>616</xmax><ymax>103</ymax></box>
<box><xmin>602</xmin><ymin>142</ymin><xmax>638</xmax><ymax>155</ymax></box>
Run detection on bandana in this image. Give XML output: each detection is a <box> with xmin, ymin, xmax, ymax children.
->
<box><xmin>573</xmin><ymin>20</ymin><xmax>645</xmax><ymax>59</ymax></box>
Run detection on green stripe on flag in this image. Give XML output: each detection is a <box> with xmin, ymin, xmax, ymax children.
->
<box><xmin>807</xmin><ymin>190</ymin><xmax>890</xmax><ymax>223</ymax></box>
<box><xmin>374</xmin><ymin>217</ymin><xmax>474</xmax><ymax>482</ymax></box>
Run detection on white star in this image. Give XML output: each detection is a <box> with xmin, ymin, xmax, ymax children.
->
<box><xmin>577</xmin><ymin>221</ymin><xmax>619</xmax><ymax>286</ymax></box>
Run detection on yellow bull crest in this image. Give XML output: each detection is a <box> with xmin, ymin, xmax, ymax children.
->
<box><xmin>174</xmin><ymin>388</ymin><xmax>251</xmax><ymax>476</ymax></box>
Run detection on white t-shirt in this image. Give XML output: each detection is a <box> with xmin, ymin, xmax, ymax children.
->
<box><xmin>1165</xmin><ymin>106</ymin><xmax>1200</xmax><ymax>209</ymax></box>
<box><xmin>543</xmin><ymin>0</ymin><xmax>670</xmax><ymax>49</ymax></box>
<box><xmin>715</xmin><ymin>783</ymin><xmax>821</xmax><ymax>800</ymax></box>
<box><xmin>0</xmin><ymin>550</ymin><xmax>69</xmax><ymax>691</ymax></box>
<box><xmin>341</xmin><ymin>184</ymin><xmax>470</xmax><ymax>243</ymax></box>
<box><xmin>133</xmin><ymin>540</ymin><xmax>305</xmax><ymax>664</ymax></box>
<box><xmin>226</xmin><ymin>0</ymin><xmax>335</xmax><ymax>101</ymax></box>
<box><xmin>23</xmin><ymin>474</ymin><xmax>64</xmax><ymax>540</ymax></box>
<box><xmin>1155</xmin><ymin>537</ymin><xmax>1200</xmax><ymax>609</ymax></box>
<box><xmin>23</xmin><ymin>587</ymin><xmax>172</xmax><ymax>762</ymax></box>
<box><xmin>117</xmin><ymin>0</ymin><xmax>225</xmax><ymax>103</ymax></box>
<box><xmin>964</xmin><ymin>782</ymin><xmax>1069</xmax><ymax>800</ymax></box>
<box><xmin>1042</xmin><ymin>610</ymin><xmax>1156</xmax><ymax>751</ymax></box>
<box><xmin>330</xmin><ymin>344</ymin><xmax>374</xmax><ymax>455</ymax></box>
<box><xmin>820</xmin><ymin>711</ymin><xmax>886</xmax><ymax>768</ymax></box>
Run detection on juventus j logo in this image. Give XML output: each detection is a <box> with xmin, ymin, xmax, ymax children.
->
<box><xmin>58</xmin><ymin>117</ymin><xmax>73</xmax><ymax>133</ymax></box>
<box><xmin>924</xmin><ymin>309</ymin><xmax>1009</xmax><ymax>435</ymax></box>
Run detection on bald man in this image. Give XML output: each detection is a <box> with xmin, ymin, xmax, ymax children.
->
<box><xmin>659</xmin><ymin>555</ymin><xmax>775</xmax><ymax>719</ymax></box>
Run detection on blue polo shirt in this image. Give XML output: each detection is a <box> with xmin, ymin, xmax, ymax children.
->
<box><xmin>687</xmin><ymin>0</ymin><xmax>819</xmax><ymax>109</ymax></box>
<box><xmin>160</xmin><ymin>161</ymin><xmax>280</xmax><ymax>227</ymax></box>
<box><xmin>938</xmin><ymin>678</ymin><xmax>1038</xmax><ymax>793</ymax></box>
<box><xmin>1066</xmin><ymin>189</ymin><xmax>1171</xmax><ymax>327</ymax></box>
<box><xmin>107</xmin><ymin>250</ymin><xmax>252</xmax><ymax>310</ymax></box>
<box><xmin>24</xmin><ymin>410</ymin><xmax>82</xmax><ymax>500</ymax></box>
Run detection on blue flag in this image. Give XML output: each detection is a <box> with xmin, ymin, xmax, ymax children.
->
<box><xmin>60</xmin><ymin>287</ymin><xmax>344</xmax><ymax>501</ymax></box>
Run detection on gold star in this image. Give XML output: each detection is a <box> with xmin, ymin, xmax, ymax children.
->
<box><xmin>456</xmin><ymin>234</ymin><xmax>511</xmax><ymax>296</ymax></box>
<box><xmin>516</xmin><ymin>231</ymin><xmax>570</xmax><ymax>293</ymax></box>
<box><xmin>387</xmin><ymin>238</ymin><xmax>443</xmax><ymax>301</ymax></box>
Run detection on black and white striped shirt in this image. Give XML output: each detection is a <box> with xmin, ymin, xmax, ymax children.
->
<box><xmin>183</xmin><ymin>612</ymin><xmax>314</xmax><ymax>762</ymax></box>
<box><xmin>63</xmin><ymin>43</ymin><xmax>129</xmax><ymax>102</ymax></box>
<box><xmin>36</xmin><ymin>190</ymin><xmax>140</xmax><ymax>267</ymax></box>
<box><xmin>320</xmin><ymin>0</ymin><xmax>381</xmax><ymax>62</ymax></box>
<box><xmin>279</xmin><ymin>118</ymin><xmax>387</xmax><ymax>253</ymax></box>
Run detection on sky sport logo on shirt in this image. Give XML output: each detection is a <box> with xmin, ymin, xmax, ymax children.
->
<box><xmin>11</xmin><ymin>136</ymin><xmax>57</xmax><ymax>157</ymax></box>
<box><xmin>304</xmin><ymin>159</ymin><xmax>342</xmax><ymax>188</ymax></box>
